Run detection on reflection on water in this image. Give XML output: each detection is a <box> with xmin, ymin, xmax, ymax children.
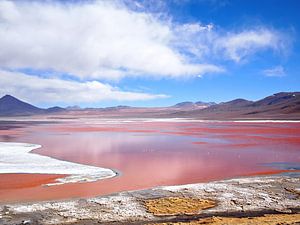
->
<box><xmin>0</xmin><ymin>119</ymin><xmax>300</xmax><ymax>203</ymax></box>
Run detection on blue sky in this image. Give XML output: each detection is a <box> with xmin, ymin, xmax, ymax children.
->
<box><xmin>0</xmin><ymin>0</ymin><xmax>299</xmax><ymax>107</ymax></box>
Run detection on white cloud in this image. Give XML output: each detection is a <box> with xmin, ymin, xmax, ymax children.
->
<box><xmin>0</xmin><ymin>70</ymin><xmax>167</xmax><ymax>104</ymax></box>
<box><xmin>263</xmin><ymin>66</ymin><xmax>286</xmax><ymax>77</ymax></box>
<box><xmin>0</xmin><ymin>0</ymin><xmax>222</xmax><ymax>80</ymax></box>
<box><xmin>172</xmin><ymin>23</ymin><xmax>288</xmax><ymax>64</ymax></box>
<box><xmin>215</xmin><ymin>29</ymin><xmax>286</xmax><ymax>62</ymax></box>
<box><xmin>0</xmin><ymin>1</ymin><xmax>291</xmax><ymax>105</ymax></box>
<box><xmin>172</xmin><ymin>22</ymin><xmax>216</xmax><ymax>60</ymax></box>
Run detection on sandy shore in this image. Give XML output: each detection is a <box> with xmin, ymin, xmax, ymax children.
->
<box><xmin>1</xmin><ymin>174</ymin><xmax>299</xmax><ymax>225</ymax></box>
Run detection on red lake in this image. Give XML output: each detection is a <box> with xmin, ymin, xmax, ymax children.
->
<box><xmin>0</xmin><ymin>119</ymin><xmax>299</xmax><ymax>203</ymax></box>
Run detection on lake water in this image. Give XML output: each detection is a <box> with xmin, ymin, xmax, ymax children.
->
<box><xmin>0</xmin><ymin>119</ymin><xmax>299</xmax><ymax>203</ymax></box>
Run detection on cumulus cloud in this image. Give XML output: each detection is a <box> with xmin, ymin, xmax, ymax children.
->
<box><xmin>0</xmin><ymin>0</ymin><xmax>289</xmax><ymax>79</ymax></box>
<box><xmin>0</xmin><ymin>70</ymin><xmax>167</xmax><ymax>104</ymax></box>
<box><xmin>215</xmin><ymin>29</ymin><xmax>287</xmax><ymax>62</ymax></box>
<box><xmin>263</xmin><ymin>66</ymin><xmax>286</xmax><ymax>77</ymax></box>
<box><xmin>0</xmin><ymin>0</ymin><xmax>222</xmax><ymax>80</ymax></box>
<box><xmin>0</xmin><ymin>0</ymin><xmax>291</xmax><ymax>105</ymax></box>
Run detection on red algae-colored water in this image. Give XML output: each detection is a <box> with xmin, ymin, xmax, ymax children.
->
<box><xmin>0</xmin><ymin>119</ymin><xmax>300</xmax><ymax>203</ymax></box>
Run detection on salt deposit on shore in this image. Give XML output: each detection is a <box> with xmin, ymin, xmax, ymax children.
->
<box><xmin>0</xmin><ymin>142</ymin><xmax>116</xmax><ymax>185</ymax></box>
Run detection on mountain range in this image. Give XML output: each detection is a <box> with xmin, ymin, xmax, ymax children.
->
<box><xmin>0</xmin><ymin>92</ymin><xmax>299</xmax><ymax>119</ymax></box>
<box><xmin>171</xmin><ymin>92</ymin><xmax>300</xmax><ymax>119</ymax></box>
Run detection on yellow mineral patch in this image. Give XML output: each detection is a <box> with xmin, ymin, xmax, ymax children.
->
<box><xmin>144</xmin><ymin>197</ymin><xmax>216</xmax><ymax>216</ymax></box>
<box><xmin>151</xmin><ymin>213</ymin><xmax>300</xmax><ymax>225</ymax></box>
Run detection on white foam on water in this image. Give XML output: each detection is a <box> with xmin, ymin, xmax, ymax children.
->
<box><xmin>0</xmin><ymin>142</ymin><xmax>116</xmax><ymax>186</ymax></box>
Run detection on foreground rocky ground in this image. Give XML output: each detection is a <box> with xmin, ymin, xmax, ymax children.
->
<box><xmin>0</xmin><ymin>174</ymin><xmax>299</xmax><ymax>225</ymax></box>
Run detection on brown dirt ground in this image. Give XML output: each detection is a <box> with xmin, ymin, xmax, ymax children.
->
<box><xmin>151</xmin><ymin>213</ymin><xmax>300</xmax><ymax>225</ymax></box>
<box><xmin>144</xmin><ymin>197</ymin><xmax>216</xmax><ymax>216</ymax></box>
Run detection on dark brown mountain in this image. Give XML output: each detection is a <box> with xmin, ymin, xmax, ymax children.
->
<box><xmin>0</xmin><ymin>95</ymin><xmax>66</xmax><ymax>116</ymax></box>
<box><xmin>171</xmin><ymin>92</ymin><xmax>300</xmax><ymax>119</ymax></box>
<box><xmin>252</xmin><ymin>92</ymin><xmax>299</xmax><ymax>107</ymax></box>
<box><xmin>0</xmin><ymin>95</ymin><xmax>43</xmax><ymax>116</ymax></box>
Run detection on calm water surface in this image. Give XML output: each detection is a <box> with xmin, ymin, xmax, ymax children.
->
<box><xmin>0</xmin><ymin>119</ymin><xmax>299</xmax><ymax>203</ymax></box>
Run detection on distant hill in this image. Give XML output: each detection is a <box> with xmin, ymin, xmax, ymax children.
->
<box><xmin>173</xmin><ymin>101</ymin><xmax>195</xmax><ymax>108</ymax></box>
<box><xmin>66</xmin><ymin>105</ymin><xmax>81</xmax><ymax>110</ymax></box>
<box><xmin>46</xmin><ymin>106</ymin><xmax>66</xmax><ymax>113</ymax></box>
<box><xmin>220</xmin><ymin>99</ymin><xmax>253</xmax><ymax>107</ymax></box>
<box><xmin>195</xmin><ymin>101</ymin><xmax>216</xmax><ymax>106</ymax></box>
<box><xmin>0</xmin><ymin>95</ymin><xmax>43</xmax><ymax>116</ymax></box>
<box><xmin>173</xmin><ymin>101</ymin><xmax>215</xmax><ymax>109</ymax></box>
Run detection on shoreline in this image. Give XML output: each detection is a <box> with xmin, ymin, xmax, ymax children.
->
<box><xmin>1</xmin><ymin>174</ymin><xmax>299</xmax><ymax>224</ymax></box>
